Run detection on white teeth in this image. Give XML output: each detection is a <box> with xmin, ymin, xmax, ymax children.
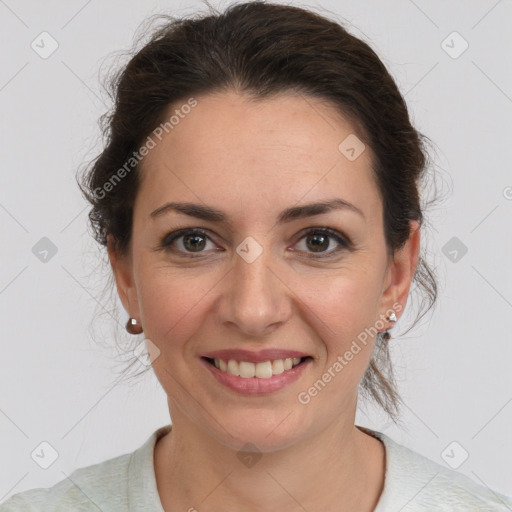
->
<box><xmin>239</xmin><ymin>361</ymin><xmax>255</xmax><ymax>378</ymax></box>
<box><xmin>227</xmin><ymin>359</ymin><xmax>240</xmax><ymax>376</ymax></box>
<box><xmin>271</xmin><ymin>359</ymin><xmax>284</xmax><ymax>375</ymax></box>
<box><xmin>255</xmin><ymin>361</ymin><xmax>273</xmax><ymax>379</ymax></box>
<box><xmin>212</xmin><ymin>357</ymin><xmax>305</xmax><ymax>378</ymax></box>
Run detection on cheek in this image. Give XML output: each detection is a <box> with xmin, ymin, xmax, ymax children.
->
<box><xmin>293</xmin><ymin>270</ymin><xmax>382</xmax><ymax>375</ymax></box>
<box><xmin>134</xmin><ymin>255</ymin><xmax>233</xmax><ymax>363</ymax></box>
<box><xmin>299</xmin><ymin>266</ymin><xmax>382</xmax><ymax>333</ymax></box>
<box><xmin>134</xmin><ymin>249</ymin><xmax>384</xmax><ymax>367</ymax></box>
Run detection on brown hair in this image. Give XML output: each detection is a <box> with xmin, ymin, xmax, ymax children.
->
<box><xmin>78</xmin><ymin>1</ymin><xmax>439</xmax><ymax>424</ymax></box>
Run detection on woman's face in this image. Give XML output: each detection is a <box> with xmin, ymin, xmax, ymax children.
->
<box><xmin>110</xmin><ymin>90</ymin><xmax>418</xmax><ymax>451</ymax></box>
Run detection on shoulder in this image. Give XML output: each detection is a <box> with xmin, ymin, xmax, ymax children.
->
<box><xmin>359</xmin><ymin>427</ymin><xmax>512</xmax><ymax>511</ymax></box>
<box><xmin>0</xmin><ymin>450</ymin><xmax>132</xmax><ymax>512</ymax></box>
<box><xmin>0</xmin><ymin>425</ymin><xmax>170</xmax><ymax>512</ymax></box>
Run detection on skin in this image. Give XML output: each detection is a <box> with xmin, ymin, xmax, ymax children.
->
<box><xmin>108</xmin><ymin>90</ymin><xmax>420</xmax><ymax>511</ymax></box>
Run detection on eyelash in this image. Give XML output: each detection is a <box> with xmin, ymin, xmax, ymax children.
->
<box><xmin>157</xmin><ymin>227</ymin><xmax>352</xmax><ymax>259</ymax></box>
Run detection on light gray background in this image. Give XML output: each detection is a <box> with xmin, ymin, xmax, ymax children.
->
<box><xmin>1</xmin><ymin>0</ymin><xmax>511</xmax><ymax>502</ymax></box>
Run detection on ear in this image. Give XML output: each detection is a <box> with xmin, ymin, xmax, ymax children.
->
<box><xmin>107</xmin><ymin>234</ymin><xmax>140</xmax><ymax>319</ymax></box>
<box><xmin>379</xmin><ymin>220</ymin><xmax>421</xmax><ymax>322</ymax></box>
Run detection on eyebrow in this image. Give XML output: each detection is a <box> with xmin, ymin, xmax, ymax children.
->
<box><xmin>150</xmin><ymin>198</ymin><xmax>365</xmax><ymax>224</ymax></box>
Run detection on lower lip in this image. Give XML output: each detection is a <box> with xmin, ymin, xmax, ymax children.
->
<box><xmin>201</xmin><ymin>357</ymin><xmax>312</xmax><ymax>395</ymax></box>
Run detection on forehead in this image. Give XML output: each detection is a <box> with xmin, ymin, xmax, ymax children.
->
<box><xmin>136</xmin><ymin>91</ymin><xmax>381</xmax><ymax>225</ymax></box>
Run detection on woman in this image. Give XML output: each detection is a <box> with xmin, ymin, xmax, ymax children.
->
<box><xmin>2</xmin><ymin>2</ymin><xmax>510</xmax><ymax>511</ymax></box>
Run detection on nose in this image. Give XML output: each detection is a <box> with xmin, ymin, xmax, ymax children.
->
<box><xmin>216</xmin><ymin>244</ymin><xmax>292</xmax><ymax>338</ymax></box>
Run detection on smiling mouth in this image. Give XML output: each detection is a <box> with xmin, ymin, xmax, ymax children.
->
<box><xmin>202</xmin><ymin>356</ymin><xmax>312</xmax><ymax>379</ymax></box>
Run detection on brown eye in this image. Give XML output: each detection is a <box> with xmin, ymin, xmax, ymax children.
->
<box><xmin>293</xmin><ymin>228</ymin><xmax>350</xmax><ymax>258</ymax></box>
<box><xmin>182</xmin><ymin>233</ymin><xmax>207</xmax><ymax>252</ymax></box>
<box><xmin>159</xmin><ymin>227</ymin><xmax>351</xmax><ymax>259</ymax></box>
<box><xmin>160</xmin><ymin>229</ymin><xmax>218</xmax><ymax>256</ymax></box>
<box><xmin>305</xmin><ymin>233</ymin><xmax>330</xmax><ymax>252</ymax></box>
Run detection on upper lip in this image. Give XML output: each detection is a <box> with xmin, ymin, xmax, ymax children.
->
<box><xmin>201</xmin><ymin>349</ymin><xmax>311</xmax><ymax>363</ymax></box>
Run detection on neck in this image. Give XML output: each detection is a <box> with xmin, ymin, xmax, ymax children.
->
<box><xmin>154</xmin><ymin>414</ymin><xmax>385</xmax><ymax>512</ymax></box>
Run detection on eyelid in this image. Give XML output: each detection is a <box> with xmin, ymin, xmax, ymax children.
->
<box><xmin>156</xmin><ymin>228</ymin><xmax>219</xmax><ymax>256</ymax></box>
<box><xmin>156</xmin><ymin>226</ymin><xmax>352</xmax><ymax>257</ymax></box>
<box><xmin>292</xmin><ymin>226</ymin><xmax>352</xmax><ymax>256</ymax></box>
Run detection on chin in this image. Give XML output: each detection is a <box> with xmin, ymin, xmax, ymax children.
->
<box><xmin>206</xmin><ymin>413</ymin><xmax>306</xmax><ymax>453</ymax></box>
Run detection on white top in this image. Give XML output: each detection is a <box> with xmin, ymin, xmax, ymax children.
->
<box><xmin>1</xmin><ymin>424</ymin><xmax>511</xmax><ymax>511</ymax></box>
